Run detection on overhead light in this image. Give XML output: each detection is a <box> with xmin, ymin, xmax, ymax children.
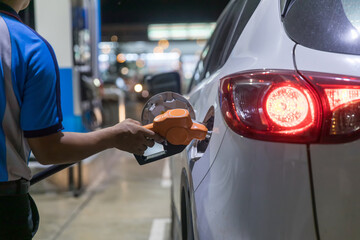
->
<box><xmin>153</xmin><ymin>46</ymin><xmax>164</xmax><ymax>54</ymax></box>
<box><xmin>117</xmin><ymin>53</ymin><xmax>126</xmax><ymax>63</ymax></box>
<box><xmin>148</xmin><ymin>23</ymin><xmax>216</xmax><ymax>40</ymax></box>
<box><xmin>121</xmin><ymin>67</ymin><xmax>129</xmax><ymax>75</ymax></box>
<box><xmin>111</xmin><ymin>35</ymin><xmax>118</xmax><ymax>42</ymax></box>
<box><xmin>134</xmin><ymin>84</ymin><xmax>143</xmax><ymax>93</ymax></box>
<box><xmin>158</xmin><ymin>39</ymin><xmax>169</xmax><ymax>49</ymax></box>
<box><xmin>93</xmin><ymin>78</ymin><xmax>101</xmax><ymax>87</ymax></box>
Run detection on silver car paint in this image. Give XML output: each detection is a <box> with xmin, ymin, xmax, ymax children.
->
<box><xmin>295</xmin><ymin>46</ymin><xmax>360</xmax><ymax>239</ymax></box>
<box><xmin>172</xmin><ymin>0</ymin><xmax>348</xmax><ymax>240</ymax></box>
<box><xmin>195</xmin><ymin>130</ymin><xmax>317</xmax><ymax>240</ymax></box>
<box><xmin>191</xmin><ymin>0</ymin><xmax>320</xmax><ymax>235</ymax></box>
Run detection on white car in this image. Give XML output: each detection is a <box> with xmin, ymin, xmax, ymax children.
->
<box><xmin>170</xmin><ymin>0</ymin><xmax>360</xmax><ymax>239</ymax></box>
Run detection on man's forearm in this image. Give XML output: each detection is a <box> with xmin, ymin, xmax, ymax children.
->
<box><xmin>28</xmin><ymin>128</ymin><xmax>114</xmax><ymax>165</ymax></box>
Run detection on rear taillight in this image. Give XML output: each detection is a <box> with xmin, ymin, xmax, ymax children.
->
<box><xmin>219</xmin><ymin>70</ymin><xmax>360</xmax><ymax>143</ymax></box>
<box><xmin>264</xmin><ymin>85</ymin><xmax>314</xmax><ymax>128</ymax></box>
<box><xmin>300</xmin><ymin>71</ymin><xmax>360</xmax><ymax>143</ymax></box>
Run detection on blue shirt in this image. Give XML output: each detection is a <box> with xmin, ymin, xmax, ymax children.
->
<box><xmin>0</xmin><ymin>3</ymin><xmax>63</xmax><ymax>181</ymax></box>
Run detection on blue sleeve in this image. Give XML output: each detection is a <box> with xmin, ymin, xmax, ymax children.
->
<box><xmin>20</xmin><ymin>38</ymin><xmax>63</xmax><ymax>138</ymax></box>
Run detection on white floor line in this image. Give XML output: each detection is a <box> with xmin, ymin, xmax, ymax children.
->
<box><xmin>148</xmin><ymin>218</ymin><xmax>171</xmax><ymax>240</ymax></box>
<box><xmin>161</xmin><ymin>158</ymin><xmax>172</xmax><ymax>188</ymax></box>
<box><xmin>86</xmin><ymin>169</ymin><xmax>107</xmax><ymax>192</ymax></box>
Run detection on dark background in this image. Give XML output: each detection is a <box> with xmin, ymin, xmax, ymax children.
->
<box><xmin>101</xmin><ymin>0</ymin><xmax>229</xmax><ymax>24</ymax></box>
<box><xmin>20</xmin><ymin>0</ymin><xmax>230</xmax><ymax>41</ymax></box>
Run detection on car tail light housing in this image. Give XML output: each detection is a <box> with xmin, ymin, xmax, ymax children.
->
<box><xmin>219</xmin><ymin>70</ymin><xmax>360</xmax><ymax>143</ymax></box>
<box><xmin>300</xmin><ymin>71</ymin><xmax>360</xmax><ymax>143</ymax></box>
<box><xmin>219</xmin><ymin>70</ymin><xmax>322</xmax><ymax>143</ymax></box>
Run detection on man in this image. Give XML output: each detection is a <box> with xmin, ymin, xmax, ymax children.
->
<box><xmin>0</xmin><ymin>0</ymin><xmax>161</xmax><ymax>239</ymax></box>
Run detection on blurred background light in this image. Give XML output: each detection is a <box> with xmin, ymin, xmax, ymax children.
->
<box><xmin>153</xmin><ymin>46</ymin><xmax>164</xmax><ymax>54</ymax></box>
<box><xmin>148</xmin><ymin>23</ymin><xmax>216</xmax><ymax>40</ymax></box>
<box><xmin>121</xmin><ymin>67</ymin><xmax>129</xmax><ymax>75</ymax></box>
<box><xmin>134</xmin><ymin>83</ymin><xmax>143</xmax><ymax>93</ymax></box>
<box><xmin>158</xmin><ymin>39</ymin><xmax>170</xmax><ymax>49</ymax></box>
<box><xmin>117</xmin><ymin>53</ymin><xmax>126</xmax><ymax>63</ymax></box>
<box><xmin>111</xmin><ymin>35</ymin><xmax>118</xmax><ymax>42</ymax></box>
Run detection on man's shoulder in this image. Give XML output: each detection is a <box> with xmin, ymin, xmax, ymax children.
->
<box><xmin>1</xmin><ymin>13</ymin><xmax>47</xmax><ymax>47</ymax></box>
<box><xmin>1</xmin><ymin>14</ymin><xmax>55</xmax><ymax>65</ymax></box>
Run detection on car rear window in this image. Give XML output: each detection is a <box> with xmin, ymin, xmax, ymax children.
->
<box><xmin>283</xmin><ymin>0</ymin><xmax>360</xmax><ymax>55</ymax></box>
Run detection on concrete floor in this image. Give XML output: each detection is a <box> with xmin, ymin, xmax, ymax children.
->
<box><xmin>31</xmin><ymin>149</ymin><xmax>171</xmax><ymax>240</ymax></box>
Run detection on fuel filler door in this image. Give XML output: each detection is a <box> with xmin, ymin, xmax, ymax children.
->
<box><xmin>134</xmin><ymin>92</ymin><xmax>208</xmax><ymax>165</ymax></box>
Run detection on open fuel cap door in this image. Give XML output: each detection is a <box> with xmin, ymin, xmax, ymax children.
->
<box><xmin>135</xmin><ymin>92</ymin><xmax>196</xmax><ymax>165</ymax></box>
<box><xmin>141</xmin><ymin>92</ymin><xmax>195</xmax><ymax>125</ymax></box>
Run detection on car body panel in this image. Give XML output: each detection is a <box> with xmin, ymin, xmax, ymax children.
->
<box><xmin>194</xmin><ymin>129</ymin><xmax>317</xmax><ymax>240</ymax></box>
<box><xmin>227</xmin><ymin>0</ymin><xmax>295</xmax><ymax>71</ymax></box>
<box><xmin>295</xmin><ymin>46</ymin><xmax>360</xmax><ymax>239</ymax></box>
<box><xmin>170</xmin><ymin>69</ymin><xmax>228</xmax><ymax>234</ymax></box>
<box><xmin>294</xmin><ymin>45</ymin><xmax>360</xmax><ymax>76</ymax></box>
<box><xmin>309</xmin><ymin>141</ymin><xmax>360</xmax><ymax>240</ymax></box>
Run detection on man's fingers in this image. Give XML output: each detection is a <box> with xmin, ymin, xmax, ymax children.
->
<box><xmin>127</xmin><ymin>119</ymin><xmax>141</xmax><ymax>125</ymax></box>
<box><xmin>153</xmin><ymin>134</ymin><xmax>164</xmax><ymax>143</ymax></box>
<box><xmin>144</xmin><ymin>138</ymin><xmax>155</xmax><ymax>147</ymax></box>
<box><xmin>140</xmin><ymin>144</ymin><xmax>147</xmax><ymax>152</ymax></box>
<box><xmin>113</xmin><ymin>119</ymin><xmax>168</xmax><ymax>155</ymax></box>
<box><xmin>141</xmin><ymin>126</ymin><xmax>157</xmax><ymax>137</ymax></box>
<box><xmin>133</xmin><ymin>146</ymin><xmax>147</xmax><ymax>155</ymax></box>
<box><xmin>137</xmin><ymin>145</ymin><xmax>147</xmax><ymax>155</ymax></box>
<box><xmin>140</xmin><ymin>127</ymin><xmax>164</xmax><ymax>143</ymax></box>
<box><xmin>134</xmin><ymin>149</ymin><xmax>144</xmax><ymax>155</ymax></box>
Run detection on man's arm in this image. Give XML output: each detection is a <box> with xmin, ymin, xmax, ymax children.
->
<box><xmin>27</xmin><ymin>119</ymin><xmax>160</xmax><ymax>165</ymax></box>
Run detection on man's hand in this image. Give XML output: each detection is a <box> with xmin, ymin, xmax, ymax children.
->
<box><xmin>109</xmin><ymin>119</ymin><xmax>163</xmax><ymax>155</ymax></box>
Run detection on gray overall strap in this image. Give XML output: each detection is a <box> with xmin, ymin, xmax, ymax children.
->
<box><xmin>0</xmin><ymin>15</ymin><xmax>31</xmax><ymax>181</ymax></box>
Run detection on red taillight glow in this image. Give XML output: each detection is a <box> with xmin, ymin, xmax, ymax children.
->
<box><xmin>265</xmin><ymin>86</ymin><xmax>310</xmax><ymax>127</ymax></box>
<box><xmin>301</xmin><ymin>71</ymin><xmax>360</xmax><ymax>142</ymax></box>
<box><xmin>219</xmin><ymin>70</ymin><xmax>360</xmax><ymax>144</ymax></box>
<box><xmin>325</xmin><ymin>88</ymin><xmax>360</xmax><ymax>110</ymax></box>
<box><xmin>219</xmin><ymin>70</ymin><xmax>321</xmax><ymax>143</ymax></box>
